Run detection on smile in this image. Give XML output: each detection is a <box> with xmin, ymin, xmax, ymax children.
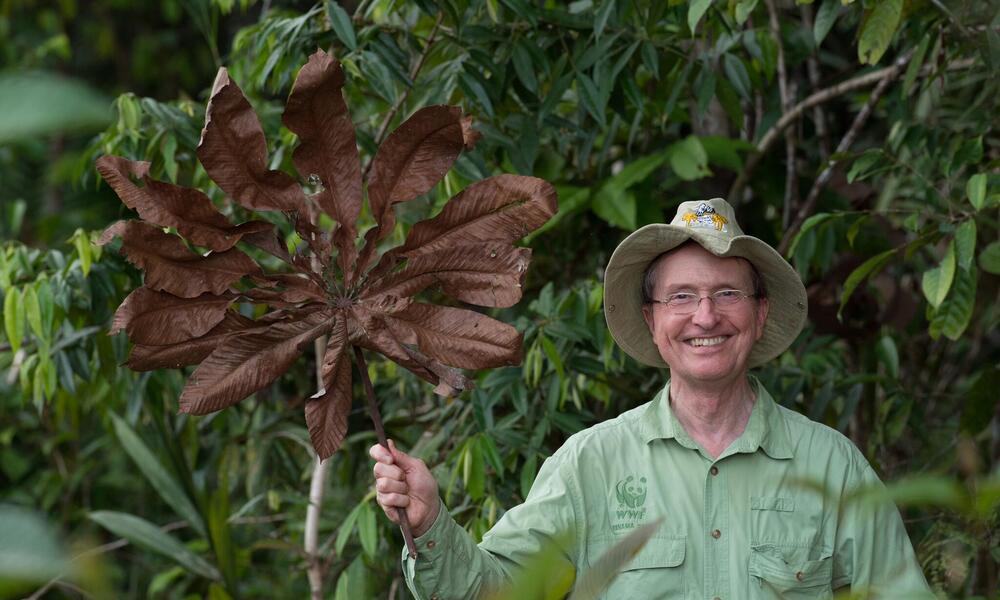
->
<box><xmin>686</xmin><ymin>336</ymin><xmax>728</xmax><ymax>347</ymax></box>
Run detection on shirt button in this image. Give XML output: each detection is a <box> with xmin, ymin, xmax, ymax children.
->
<box><xmin>711</xmin><ymin>529</ymin><xmax>721</xmax><ymax>539</ymax></box>
<box><xmin>426</xmin><ymin>540</ymin><xmax>436</xmax><ymax>549</ymax></box>
<box><xmin>430</xmin><ymin>595</ymin><xmax>439</xmax><ymax>600</ymax></box>
<box><xmin>714</xmin><ymin>597</ymin><xmax>722</xmax><ymax>600</ymax></box>
<box><xmin>796</xmin><ymin>571</ymin><xmax>805</xmax><ymax>582</ymax></box>
<box><xmin>710</xmin><ymin>466</ymin><xmax>719</xmax><ymax>476</ymax></box>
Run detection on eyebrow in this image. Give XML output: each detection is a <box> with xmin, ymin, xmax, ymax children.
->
<box><xmin>660</xmin><ymin>282</ymin><xmax>749</xmax><ymax>294</ymax></box>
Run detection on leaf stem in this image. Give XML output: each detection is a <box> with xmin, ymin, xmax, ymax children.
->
<box><xmin>353</xmin><ymin>345</ymin><xmax>418</xmax><ymax>558</ymax></box>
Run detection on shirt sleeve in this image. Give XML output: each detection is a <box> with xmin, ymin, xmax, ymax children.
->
<box><xmin>833</xmin><ymin>454</ymin><xmax>935</xmax><ymax>599</ymax></box>
<box><xmin>403</xmin><ymin>448</ymin><xmax>584</xmax><ymax>600</ymax></box>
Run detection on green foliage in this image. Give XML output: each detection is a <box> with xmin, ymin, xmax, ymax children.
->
<box><xmin>2</xmin><ymin>0</ymin><xmax>998</xmax><ymax>597</ymax></box>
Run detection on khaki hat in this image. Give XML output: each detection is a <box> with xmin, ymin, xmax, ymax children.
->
<box><xmin>603</xmin><ymin>198</ymin><xmax>808</xmax><ymax>369</ymax></box>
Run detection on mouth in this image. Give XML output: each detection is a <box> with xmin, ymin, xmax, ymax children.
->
<box><xmin>685</xmin><ymin>336</ymin><xmax>729</xmax><ymax>347</ymax></box>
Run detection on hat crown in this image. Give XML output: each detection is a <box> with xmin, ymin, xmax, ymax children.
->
<box><xmin>669</xmin><ymin>198</ymin><xmax>744</xmax><ymax>237</ymax></box>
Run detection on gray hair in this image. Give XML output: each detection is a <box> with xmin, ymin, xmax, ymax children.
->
<box><xmin>641</xmin><ymin>244</ymin><xmax>767</xmax><ymax>304</ymax></box>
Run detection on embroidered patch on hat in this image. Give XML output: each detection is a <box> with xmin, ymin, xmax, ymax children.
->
<box><xmin>681</xmin><ymin>202</ymin><xmax>728</xmax><ymax>231</ymax></box>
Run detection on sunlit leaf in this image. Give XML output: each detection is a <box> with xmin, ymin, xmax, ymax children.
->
<box><xmin>857</xmin><ymin>0</ymin><xmax>903</xmax><ymax>65</ymax></box>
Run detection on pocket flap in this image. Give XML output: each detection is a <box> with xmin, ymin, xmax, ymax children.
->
<box><xmin>750</xmin><ymin>496</ymin><xmax>795</xmax><ymax>511</ymax></box>
<box><xmin>749</xmin><ymin>545</ymin><xmax>832</xmax><ymax>587</ymax></box>
<box><xmin>592</xmin><ymin>535</ymin><xmax>686</xmax><ymax>571</ymax></box>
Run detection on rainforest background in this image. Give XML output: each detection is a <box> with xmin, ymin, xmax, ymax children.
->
<box><xmin>1</xmin><ymin>0</ymin><xmax>998</xmax><ymax>598</ymax></box>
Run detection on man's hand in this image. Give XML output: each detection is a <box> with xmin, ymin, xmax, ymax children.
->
<box><xmin>370</xmin><ymin>439</ymin><xmax>440</xmax><ymax>538</ymax></box>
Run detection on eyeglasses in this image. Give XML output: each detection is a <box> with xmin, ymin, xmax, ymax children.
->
<box><xmin>647</xmin><ymin>289</ymin><xmax>756</xmax><ymax>314</ymax></box>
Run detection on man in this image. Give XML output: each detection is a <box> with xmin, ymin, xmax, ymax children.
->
<box><xmin>371</xmin><ymin>198</ymin><xmax>932</xmax><ymax>599</ymax></box>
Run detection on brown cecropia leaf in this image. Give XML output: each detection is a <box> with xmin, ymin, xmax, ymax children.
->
<box><xmin>98</xmin><ymin>48</ymin><xmax>558</xmax><ymax>459</ymax></box>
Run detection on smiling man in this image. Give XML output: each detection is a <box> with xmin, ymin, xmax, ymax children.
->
<box><xmin>371</xmin><ymin>198</ymin><xmax>933</xmax><ymax>599</ymax></box>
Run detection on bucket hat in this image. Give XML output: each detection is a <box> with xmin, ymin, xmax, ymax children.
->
<box><xmin>603</xmin><ymin>198</ymin><xmax>807</xmax><ymax>368</ymax></box>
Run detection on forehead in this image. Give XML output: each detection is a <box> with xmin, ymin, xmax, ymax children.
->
<box><xmin>648</xmin><ymin>244</ymin><xmax>754</xmax><ymax>291</ymax></box>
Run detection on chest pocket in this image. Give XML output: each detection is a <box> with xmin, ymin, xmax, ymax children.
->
<box><xmin>749</xmin><ymin>544</ymin><xmax>833</xmax><ymax>599</ymax></box>
<box><xmin>585</xmin><ymin>535</ymin><xmax>687</xmax><ymax>600</ymax></box>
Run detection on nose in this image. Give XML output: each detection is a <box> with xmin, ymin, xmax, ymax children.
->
<box><xmin>690</xmin><ymin>295</ymin><xmax>720</xmax><ymax>328</ymax></box>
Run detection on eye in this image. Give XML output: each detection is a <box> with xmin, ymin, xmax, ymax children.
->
<box><xmin>715</xmin><ymin>290</ymin><xmax>741</xmax><ymax>299</ymax></box>
<box><xmin>666</xmin><ymin>292</ymin><xmax>697</xmax><ymax>306</ymax></box>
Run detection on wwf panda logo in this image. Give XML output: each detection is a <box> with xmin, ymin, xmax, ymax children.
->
<box><xmin>615</xmin><ymin>475</ymin><xmax>648</xmax><ymax>508</ymax></box>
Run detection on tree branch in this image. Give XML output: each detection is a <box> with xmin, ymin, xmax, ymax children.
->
<box><xmin>800</xmin><ymin>3</ymin><xmax>831</xmax><ymax>159</ymax></box>
<box><xmin>730</xmin><ymin>51</ymin><xmax>923</xmax><ymax>204</ymax></box>
<box><xmin>305</xmin><ymin>330</ymin><xmax>331</xmax><ymax>600</ymax></box>
<box><xmin>776</xmin><ymin>48</ymin><xmax>915</xmax><ymax>255</ymax></box>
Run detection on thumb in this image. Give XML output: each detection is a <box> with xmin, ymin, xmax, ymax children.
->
<box><xmin>387</xmin><ymin>439</ymin><xmax>418</xmax><ymax>469</ymax></box>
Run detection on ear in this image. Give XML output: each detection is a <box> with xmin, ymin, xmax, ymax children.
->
<box><xmin>754</xmin><ymin>297</ymin><xmax>769</xmax><ymax>341</ymax></box>
<box><xmin>642</xmin><ymin>303</ymin><xmax>655</xmax><ymax>333</ymax></box>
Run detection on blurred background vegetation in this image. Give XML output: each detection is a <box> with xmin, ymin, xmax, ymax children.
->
<box><xmin>1</xmin><ymin>0</ymin><xmax>998</xmax><ymax>598</ymax></box>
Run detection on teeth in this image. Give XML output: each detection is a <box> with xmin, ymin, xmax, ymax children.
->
<box><xmin>689</xmin><ymin>336</ymin><xmax>726</xmax><ymax>347</ymax></box>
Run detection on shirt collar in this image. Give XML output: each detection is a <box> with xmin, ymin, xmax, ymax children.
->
<box><xmin>640</xmin><ymin>376</ymin><xmax>794</xmax><ymax>460</ymax></box>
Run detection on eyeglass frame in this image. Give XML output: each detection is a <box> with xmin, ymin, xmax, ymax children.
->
<box><xmin>644</xmin><ymin>289</ymin><xmax>761</xmax><ymax>314</ymax></box>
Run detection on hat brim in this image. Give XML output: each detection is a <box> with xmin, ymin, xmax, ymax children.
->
<box><xmin>603</xmin><ymin>224</ymin><xmax>808</xmax><ymax>369</ymax></box>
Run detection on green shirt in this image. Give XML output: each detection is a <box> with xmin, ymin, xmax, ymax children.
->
<box><xmin>403</xmin><ymin>378</ymin><xmax>932</xmax><ymax>599</ymax></box>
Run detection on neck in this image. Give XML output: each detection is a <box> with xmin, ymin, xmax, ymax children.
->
<box><xmin>668</xmin><ymin>375</ymin><xmax>756</xmax><ymax>459</ymax></box>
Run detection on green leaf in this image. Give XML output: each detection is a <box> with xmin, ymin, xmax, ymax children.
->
<box><xmin>359</xmin><ymin>51</ymin><xmax>396</xmax><ymax>104</ymax></box>
<box><xmin>640</xmin><ymin>41</ymin><xmax>659</xmax><ymax>79</ymax></box>
<box><xmin>734</xmin><ymin>0</ymin><xmax>758</xmax><ymax>25</ymax></box>
<box><xmin>357</xmin><ymin>502</ymin><xmax>377</xmax><ymax>559</ymax></box>
<box><xmin>479</xmin><ymin>434</ymin><xmax>505</xmax><ymax>480</ymax></box>
<box><xmin>520</xmin><ymin>454</ymin><xmax>538</xmax><ymax>498</ymax></box>
<box><xmin>961</xmin><ymin>368</ymin><xmax>1000</xmax><ymax>434</ymax></box>
<box><xmin>668</xmin><ymin>136</ymin><xmax>710</xmax><ymax>181</ymax></box>
<box><xmin>539</xmin><ymin>333</ymin><xmax>564</xmax><ymax>380</ymax></box>
<box><xmin>334</xmin><ymin>503</ymin><xmax>362</xmax><ymax>556</ymax></box>
<box><xmin>3</xmin><ymin>287</ymin><xmax>24</xmax><ymax>353</ymax></box>
<box><xmin>966</xmin><ymin>173</ymin><xmax>987</xmax><ymax>211</ymax></box>
<box><xmin>592</xmin><ymin>186</ymin><xmax>636</xmax><ymax>230</ymax></box>
<box><xmin>512</xmin><ymin>43</ymin><xmax>538</xmax><ymax>93</ymax></box>
<box><xmin>861</xmin><ymin>475</ymin><xmax>966</xmax><ymax>510</ymax></box>
<box><xmin>722</xmin><ymin>54</ymin><xmax>751</xmax><ymax>100</ymax></box>
<box><xmin>786</xmin><ymin>212</ymin><xmax>836</xmax><ymax>257</ymax></box>
<box><xmin>813</xmin><ymin>0</ymin><xmax>840</xmax><ymax>47</ymax></box>
<box><xmin>0</xmin><ymin>72</ymin><xmax>111</xmax><ymax>143</ymax></box>
<box><xmin>605</xmin><ymin>151</ymin><xmax>670</xmax><ymax>190</ymax></box>
<box><xmin>569</xmin><ymin>518</ymin><xmax>663</xmax><ymax>600</ymax></box>
<box><xmin>576</xmin><ymin>72</ymin><xmax>605</xmax><ymax>126</ymax></box>
<box><xmin>462</xmin><ymin>439</ymin><xmax>486</xmax><ymax>500</ymax></box>
<box><xmin>928</xmin><ymin>267</ymin><xmax>976</xmax><ymax>341</ymax></box>
<box><xmin>23</xmin><ymin>284</ymin><xmax>44</xmax><ymax>344</ymax></box>
<box><xmin>921</xmin><ymin>241</ymin><xmax>956</xmax><ymax>309</ymax></box>
<box><xmin>979</xmin><ymin>241</ymin><xmax>1000</xmax><ymax>275</ymax></box>
<box><xmin>71</xmin><ymin>229</ymin><xmax>92</xmax><ymax>277</ymax></box>
<box><xmin>902</xmin><ymin>33</ymin><xmax>931</xmax><ymax>95</ymax></box>
<box><xmin>693</xmin><ymin>66</ymin><xmax>716</xmax><ymax>120</ymax></box>
<box><xmin>846</xmin><ymin>149</ymin><xmax>882</xmax><ymax>183</ymax></box>
<box><xmin>325</xmin><ymin>1</ymin><xmax>357</xmax><ymax>50</ymax></box>
<box><xmin>857</xmin><ymin>0</ymin><xmax>903</xmax><ymax>65</ymax></box>
<box><xmin>688</xmin><ymin>0</ymin><xmax>713</xmax><ymax>34</ymax></box>
<box><xmin>954</xmin><ymin>220</ymin><xmax>976</xmax><ymax>272</ymax></box>
<box><xmin>89</xmin><ymin>511</ymin><xmax>220</xmax><ymax>580</ymax></box>
<box><xmin>594</xmin><ymin>0</ymin><xmax>615</xmax><ymax>38</ymax></box>
<box><xmin>838</xmin><ymin>248</ymin><xmax>896</xmax><ymax>318</ymax></box>
<box><xmin>876</xmin><ymin>336</ymin><xmax>899</xmax><ymax>379</ymax></box>
<box><xmin>110</xmin><ymin>413</ymin><xmax>206</xmax><ymax>537</ymax></box>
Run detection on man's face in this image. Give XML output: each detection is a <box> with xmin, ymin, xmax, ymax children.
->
<box><xmin>640</xmin><ymin>244</ymin><xmax>768</xmax><ymax>387</ymax></box>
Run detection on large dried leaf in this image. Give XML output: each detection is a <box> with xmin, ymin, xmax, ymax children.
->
<box><xmin>179</xmin><ymin>310</ymin><xmax>334</xmax><ymax>414</ymax></box>
<box><xmin>367</xmin><ymin>105</ymin><xmax>466</xmax><ymax>220</ymax></box>
<box><xmin>110</xmin><ymin>287</ymin><xmax>235</xmax><ymax>345</ymax></box>
<box><xmin>96</xmin><ymin>155</ymin><xmax>272</xmax><ymax>252</ymax></box>
<box><xmin>398</xmin><ymin>174</ymin><xmax>557</xmax><ymax>257</ymax></box>
<box><xmin>305</xmin><ymin>314</ymin><xmax>353</xmax><ymax>459</ymax></box>
<box><xmin>198</xmin><ymin>68</ymin><xmax>306</xmax><ymax>212</ymax></box>
<box><xmin>126</xmin><ymin>312</ymin><xmax>261</xmax><ymax>371</ymax></box>
<box><xmin>283</xmin><ymin>49</ymin><xmax>362</xmax><ymax>281</ymax></box>
<box><xmin>363</xmin><ymin>244</ymin><xmax>531</xmax><ymax>308</ymax></box>
<box><xmin>100</xmin><ymin>220</ymin><xmax>259</xmax><ymax>298</ymax></box>
<box><xmin>380</xmin><ymin>303</ymin><xmax>522</xmax><ymax>369</ymax></box>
